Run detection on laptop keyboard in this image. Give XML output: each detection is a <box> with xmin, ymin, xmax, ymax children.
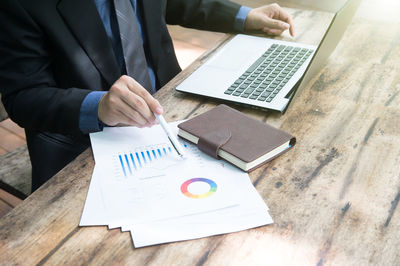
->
<box><xmin>224</xmin><ymin>44</ymin><xmax>313</xmax><ymax>102</ymax></box>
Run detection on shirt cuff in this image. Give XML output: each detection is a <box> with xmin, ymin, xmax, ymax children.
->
<box><xmin>234</xmin><ymin>6</ymin><xmax>252</xmax><ymax>32</ymax></box>
<box><xmin>79</xmin><ymin>91</ymin><xmax>107</xmax><ymax>134</ymax></box>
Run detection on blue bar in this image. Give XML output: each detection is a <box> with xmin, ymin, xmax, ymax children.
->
<box><xmin>184</xmin><ymin>143</ymin><xmax>188</xmax><ymax>148</ymax></box>
<box><xmin>141</xmin><ymin>151</ymin><xmax>147</xmax><ymax>164</ymax></box>
<box><xmin>136</xmin><ymin>152</ymin><xmax>142</xmax><ymax>168</ymax></box>
<box><xmin>163</xmin><ymin>147</ymin><xmax>167</xmax><ymax>155</ymax></box>
<box><xmin>124</xmin><ymin>154</ymin><xmax>132</xmax><ymax>175</ymax></box>
<box><xmin>119</xmin><ymin>155</ymin><xmax>126</xmax><ymax>177</ymax></box>
<box><xmin>157</xmin><ymin>149</ymin><xmax>162</xmax><ymax>157</ymax></box>
<box><xmin>130</xmin><ymin>153</ymin><xmax>137</xmax><ymax>170</ymax></box>
<box><xmin>168</xmin><ymin>147</ymin><xmax>172</xmax><ymax>153</ymax></box>
<box><xmin>152</xmin><ymin>149</ymin><xmax>157</xmax><ymax>159</ymax></box>
<box><xmin>146</xmin><ymin>150</ymin><xmax>152</xmax><ymax>162</ymax></box>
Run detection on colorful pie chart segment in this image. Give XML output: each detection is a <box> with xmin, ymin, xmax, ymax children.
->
<box><xmin>181</xmin><ymin>178</ymin><xmax>217</xmax><ymax>199</ymax></box>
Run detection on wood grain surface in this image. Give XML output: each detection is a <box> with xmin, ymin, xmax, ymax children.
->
<box><xmin>1</xmin><ymin>1</ymin><xmax>400</xmax><ymax>265</ymax></box>
<box><xmin>0</xmin><ymin>146</ymin><xmax>31</xmax><ymax>196</ymax></box>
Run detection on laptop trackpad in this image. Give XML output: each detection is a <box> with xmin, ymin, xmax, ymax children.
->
<box><xmin>181</xmin><ymin>65</ymin><xmax>236</xmax><ymax>94</ymax></box>
<box><xmin>206</xmin><ymin>44</ymin><xmax>259</xmax><ymax>71</ymax></box>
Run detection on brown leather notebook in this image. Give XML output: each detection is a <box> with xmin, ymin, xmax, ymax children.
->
<box><xmin>177</xmin><ymin>104</ymin><xmax>296</xmax><ymax>172</ymax></box>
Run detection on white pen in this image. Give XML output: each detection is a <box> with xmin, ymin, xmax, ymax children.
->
<box><xmin>154</xmin><ymin>113</ymin><xmax>186</xmax><ymax>158</ymax></box>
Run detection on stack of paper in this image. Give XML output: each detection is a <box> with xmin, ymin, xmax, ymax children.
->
<box><xmin>80</xmin><ymin>122</ymin><xmax>273</xmax><ymax>248</ymax></box>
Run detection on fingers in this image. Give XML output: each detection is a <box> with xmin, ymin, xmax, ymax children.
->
<box><xmin>261</xmin><ymin>16</ymin><xmax>290</xmax><ymax>32</ymax></box>
<box><xmin>118</xmin><ymin>75</ymin><xmax>159</xmax><ymax>125</ymax></box>
<box><xmin>98</xmin><ymin>75</ymin><xmax>164</xmax><ymax>128</ymax></box>
<box><xmin>120</xmin><ymin>87</ymin><xmax>154</xmax><ymax>125</ymax></box>
<box><xmin>130</xmin><ymin>80</ymin><xmax>163</xmax><ymax>114</ymax></box>
<box><xmin>287</xmin><ymin>13</ymin><xmax>295</xmax><ymax>37</ymax></box>
<box><xmin>117</xmin><ymin>96</ymin><xmax>151</xmax><ymax>127</ymax></box>
<box><xmin>98</xmin><ymin>92</ymin><xmax>134</xmax><ymax>127</ymax></box>
<box><xmin>262</xmin><ymin>27</ymin><xmax>285</xmax><ymax>36</ymax></box>
<box><xmin>98</xmin><ymin>87</ymin><xmax>151</xmax><ymax>127</ymax></box>
<box><xmin>122</xmin><ymin>75</ymin><xmax>163</xmax><ymax>116</ymax></box>
<box><xmin>114</xmin><ymin>111</ymin><xmax>143</xmax><ymax>128</ymax></box>
<box><xmin>271</xmin><ymin>4</ymin><xmax>295</xmax><ymax>36</ymax></box>
<box><xmin>245</xmin><ymin>3</ymin><xmax>295</xmax><ymax>37</ymax></box>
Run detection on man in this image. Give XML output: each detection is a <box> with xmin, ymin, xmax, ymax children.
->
<box><xmin>0</xmin><ymin>0</ymin><xmax>294</xmax><ymax>191</ymax></box>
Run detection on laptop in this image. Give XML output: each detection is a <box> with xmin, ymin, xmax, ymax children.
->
<box><xmin>176</xmin><ymin>0</ymin><xmax>361</xmax><ymax>112</ymax></box>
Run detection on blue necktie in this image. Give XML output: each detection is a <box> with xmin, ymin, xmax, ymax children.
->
<box><xmin>114</xmin><ymin>0</ymin><xmax>152</xmax><ymax>92</ymax></box>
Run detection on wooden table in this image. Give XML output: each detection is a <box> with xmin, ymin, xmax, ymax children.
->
<box><xmin>1</xmin><ymin>2</ymin><xmax>400</xmax><ymax>265</ymax></box>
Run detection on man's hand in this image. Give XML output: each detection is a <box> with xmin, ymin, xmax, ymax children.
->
<box><xmin>244</xmin><ymin>3</ymin><xmax>294</xmax><ymax>37</ymax></box>
<box><xmin>98</xmin><ymin>75</ymin><xmax>163</xmax><ymax>128</ymax></box>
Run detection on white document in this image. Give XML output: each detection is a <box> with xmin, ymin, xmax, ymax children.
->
<box><xmin>129</xmin><ymin>211</ymin><xmax>271</xmax><ymax>248</ymax></box>
<box><xmin>127</xmin><ymin>170</ymin><xmax>273</xmax><ymax>247</ymax></box>
<box><xmin>79</xmin><ymin>165</ymin><xmax>109</xmax><ymax>226</ymax></box>
<box><xmin>84</xmin><ymin>121</ymin><xmax>273</xmax><ymax>247</ymax></box>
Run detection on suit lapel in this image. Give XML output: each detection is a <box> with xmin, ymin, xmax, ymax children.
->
<box><xmin>57</xmin><ymin>0</ymin><xmax>120</xmax><ymax>87</ymax></box>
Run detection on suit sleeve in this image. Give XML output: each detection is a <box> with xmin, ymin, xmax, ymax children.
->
<box><xmin>0</xmin><ymin>0</ymin><xmax>91</xmax><ymax>135</ymax></box>
<box><xmin>165</xmin><ymin>0</ymin><xmax>241</xmax><ymax>32</ymax></box>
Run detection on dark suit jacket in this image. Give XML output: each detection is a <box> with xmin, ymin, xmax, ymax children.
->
<box><xmin>0</xmin><ymin>0</ymin><xmax>240</xmax><ymax>135</ymax></box>
<box><xmin>0</xmin><ymin>0</ymin><xmax>241</xmax><ymax>189</ymax></box>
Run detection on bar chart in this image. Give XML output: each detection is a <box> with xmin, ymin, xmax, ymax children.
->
<box><xmin>116</xmin><ymin>143</ymin><xmax>189</xmax><ymax>178</ymax></box>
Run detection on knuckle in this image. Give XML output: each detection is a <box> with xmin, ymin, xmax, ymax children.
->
<box><xmin>120</xmin><ymin>75</ymin><xmax>130</xmax><ymax>82</ymax></box>
<box><xmin>137</xmin><ymin>88</ymin><xmax>149</xmax><ymax>98</ymax></box>
<box><xmin>142</xmin><ymin>92</ymin><xmax>155</xmax><ymax>105</ymax></box>
<box><xmin>110</xmin><ymin>84</ymin><xmax>123</xmax><ymax>94</ymax></box>
<box><xmin>110</xmin><ymin>84</ymin><xmax>118</xmax><ymax>92</ymax></box>
<box><xmin>133</xmin><ymin>97</ymin><xmax>145</xmax><ymax>109</ymax></box>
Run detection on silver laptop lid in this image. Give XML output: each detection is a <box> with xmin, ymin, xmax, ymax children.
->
<box><xmin>283</xmin><ymin>0</ymin><xmax>362</xmax><ymax>111</ymax></box>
